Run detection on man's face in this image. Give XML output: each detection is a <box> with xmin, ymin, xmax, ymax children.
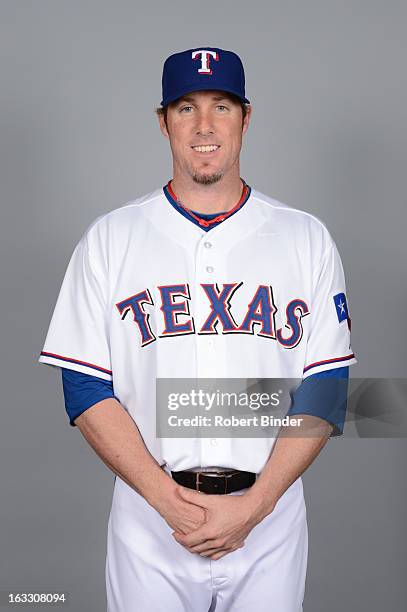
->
<box><xmin>158</xmin><ymin>90</ymin><xmax>251</xmax><ymax>185</ymax></box>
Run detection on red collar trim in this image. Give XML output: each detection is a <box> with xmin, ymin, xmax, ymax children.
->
<box><xmin>167</xmin><ymin>180</ymin><xmax>250</xmax><ymax>228</ymax></box>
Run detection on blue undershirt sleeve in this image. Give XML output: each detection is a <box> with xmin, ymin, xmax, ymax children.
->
<box><xmin>287</xmin><ymin>366</ymin><xmax>349</xmax><ymax>436</ymax></box>
<box><xmin>61</xmin><ymin>368</ymin><xmax>116</xmax><ymax>427</ymax></box>
<box><xmin>61</xmin><ymin>367</ymin><xmax>349</xmax><ymax>434</ymax></box>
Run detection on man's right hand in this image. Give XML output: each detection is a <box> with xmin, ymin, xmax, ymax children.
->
<box><xmin>73</xmin><ymin>401</ymin><xmax>207</xmax><ymax>536</ymax></box>
<box><xmin>151</xmin><ymin>481</ymin><xmax>207</xmax><ymax>535</ymax></box>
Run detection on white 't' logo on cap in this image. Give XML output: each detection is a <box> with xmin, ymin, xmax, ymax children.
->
<box><xmin>192</xmin><ymin>50</ymin><xmax>219</xmax><ymax>75</ymax></box>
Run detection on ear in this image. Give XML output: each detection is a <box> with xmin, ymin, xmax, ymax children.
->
<box><xmin>158</xmin><ymin>112</ymin><xmax>170</xmax><ymax>139</ymax></box>
<box><xmin>242</xmin><ymin>105</ymin><xmax>252</xmax><ymax>136</ymax></box>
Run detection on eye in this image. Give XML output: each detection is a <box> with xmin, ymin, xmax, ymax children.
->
<box><xmin>217</xmin><ymin>105</ymin><xmax>228</xmax><ymax>112</ymax></box>
<box><xmin>180</xmin><ymin>105</ymin><xmax>193</xmax><ymax>113</ymax></box>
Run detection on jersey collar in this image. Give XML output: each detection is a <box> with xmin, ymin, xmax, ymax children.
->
<box><xmin>163</xmin><ymin>179</ymin><xmax>251</xmax><ymax>231</ymax></box>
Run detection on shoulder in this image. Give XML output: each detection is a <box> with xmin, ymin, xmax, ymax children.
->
<box><xmin>91</xmin><ymin>187</ymin><xmax>163</xmax><ymax>230</ymax></box>
<box><xmin>79</xmin><ymin>187</ymin><xmax>164</xmax><ymax>247</ymax></box>
<box><xmin>250</xmin><ymin>187</ymin><xmax>336</xmax><ymax>253</ymax></box>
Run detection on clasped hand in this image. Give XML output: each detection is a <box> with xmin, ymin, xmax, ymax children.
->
<box><xmin>171</xmin><ymin>486</ymin><xmax>260</xmax><ymax>561</ymax></box>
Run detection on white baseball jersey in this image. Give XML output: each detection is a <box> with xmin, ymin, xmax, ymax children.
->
<box><xmin>39</xmin><ymin>186</ymin><xmax>356</xmax><ymax>474</ymax></box>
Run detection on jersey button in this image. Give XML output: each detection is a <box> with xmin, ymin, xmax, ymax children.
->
<box><xmin>211</xmin><ymin>439</ymin><xmax>217</xmax><ymax>446</ymax></box>
<box><xmin>204</xmin><ymin>241</ymin><xmax>212</xmax><ymax>249</ymax></box>
<box><xmin>206</xmin><ymin>266</ymin><xmax>214</xmax><ymax>273</ymax></box>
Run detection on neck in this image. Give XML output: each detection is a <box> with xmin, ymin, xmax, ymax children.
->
<box><xmin>170</xmin><ymin>170</ymin><xmax>244</xmax><ymax>214</ymax></box>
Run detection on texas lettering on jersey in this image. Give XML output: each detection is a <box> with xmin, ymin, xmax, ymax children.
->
<box><xmin>116</xmin><ymin>282</ymin><xmax>310</xmax><ymax>349</ymax></box>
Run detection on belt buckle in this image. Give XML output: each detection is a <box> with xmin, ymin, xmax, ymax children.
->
<box><xmin>195</xmin><ymin>472</ymin><xmax>201</xmax><ymax>491</ymax></box>
<box><xmin>196</xmin><ymin>471</ymin><xmax>229</xmax><ymax>494</ymax></box>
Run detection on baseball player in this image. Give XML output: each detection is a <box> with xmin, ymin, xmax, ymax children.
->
<box><xmin>39</xmin><ymin>47</ymin><xmax>356</xmax><ymax>611</ymax></box>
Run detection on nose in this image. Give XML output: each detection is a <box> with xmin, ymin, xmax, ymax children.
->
<box><xmin>194</xmin><ymin>109</ymin><xmax>215</xmax><ymax>137</ymax></box>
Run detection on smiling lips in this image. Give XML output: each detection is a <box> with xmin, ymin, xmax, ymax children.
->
<box><xmin>191</xmin><ymin>145</ymin><xmax>220</xmax><ymax>153</ymax></box>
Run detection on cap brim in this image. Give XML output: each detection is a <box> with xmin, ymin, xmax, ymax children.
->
<box><xmin>161</xmin><ymin>84</ymin><xmax>250</xmax><ymax>107</ymax></box>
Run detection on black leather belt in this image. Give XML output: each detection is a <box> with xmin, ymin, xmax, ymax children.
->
<box><xmin>171</xmin><ymin>469</ymin><xmax>256</xmax><ymax>495</ymax></box>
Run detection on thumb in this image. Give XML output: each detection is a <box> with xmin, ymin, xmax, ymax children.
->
<box><xmin>177</xmin><ymin>486</ymin><xmax>208</xmax><ymax>507</ymax></box>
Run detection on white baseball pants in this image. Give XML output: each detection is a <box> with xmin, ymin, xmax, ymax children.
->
<box><xmin>106</xmin><ymin>475</ymin><xmax>308</xmax><ymax>611</ymax></box>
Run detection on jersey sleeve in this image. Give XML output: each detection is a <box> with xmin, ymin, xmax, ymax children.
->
<box><xmin>39</xmin><ymin>230</ymin><xmax>112</xmax><ymax>381</ymax></box>
<box><xmin>303</xmin><ymin>235</ymin><xmax>357</xmax><ymax>378</ymax></box>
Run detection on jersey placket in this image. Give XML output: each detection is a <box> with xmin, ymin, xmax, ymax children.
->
<box><xmin>193</xmin><ymin>231</ymin><xmax>231</xmax><ymax>466</ymax></box>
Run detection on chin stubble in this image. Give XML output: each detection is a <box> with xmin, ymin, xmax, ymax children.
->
<box><xmin>192</xmin><ymin>171</ymin><xmax>223</xmax><ymax>186</ymax></box>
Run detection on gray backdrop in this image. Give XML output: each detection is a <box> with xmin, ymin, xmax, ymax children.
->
<box><xmin>1</xmin><ymin>0</ymin><xmax>406</xmax><ymax>610</ymax></box>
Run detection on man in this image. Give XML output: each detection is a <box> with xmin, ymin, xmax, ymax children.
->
<box><xmin>39</xmin><ymin>47</ymin><xmax>356</xmax><ymax>611</ymax></box>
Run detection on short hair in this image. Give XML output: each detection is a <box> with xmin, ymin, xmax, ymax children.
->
<box><xmin>156</xmin><ymin>93</ymin><xmax>250</xmax><ymax>125</ymax></box>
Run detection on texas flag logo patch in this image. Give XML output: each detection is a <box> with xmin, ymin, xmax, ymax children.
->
<box><xmin>333</xmin><ymin>292</ymin><xmax>351</xmax><ymax>331</ymax></box>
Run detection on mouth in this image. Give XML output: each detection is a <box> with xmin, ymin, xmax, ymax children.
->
<box><xmin>191</xmin><ymin>144</ymin><xmax>221</xmax><ymax>153</ymax></box>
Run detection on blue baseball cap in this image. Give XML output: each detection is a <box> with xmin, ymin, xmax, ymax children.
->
<box><xmin>161</xmin><ymin>47</ymin><xmax>250</xmax><ymax>107</ymax></box>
